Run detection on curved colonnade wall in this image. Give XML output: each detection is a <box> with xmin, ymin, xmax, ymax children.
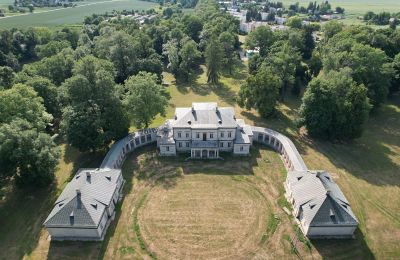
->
<box><xmin>100</xmin><ymin>126</ymin><xmax>308</xmax><ymax>174</ymax></box>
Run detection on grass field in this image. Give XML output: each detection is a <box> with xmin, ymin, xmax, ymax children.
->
<box><xmin>0</xmin><ymin>0</ymin><xmax>157</xmax><ymax>29</ymax></box>
<box><xmin>0</xmin><ymin>55</ymin><xmax>399</xmax><ymax>259</ymax></box>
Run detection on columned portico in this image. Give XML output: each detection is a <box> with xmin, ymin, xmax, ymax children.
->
<box><xmin>191</xmin><ymin>148</ymin><xmax>219</xmax><ymax>159</ymax></box>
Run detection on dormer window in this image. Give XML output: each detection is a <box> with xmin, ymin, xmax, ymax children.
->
<box><xmin>218</xmin><ymin>120</ymin><xmax>222</xmax><ymax>124</ymax></box>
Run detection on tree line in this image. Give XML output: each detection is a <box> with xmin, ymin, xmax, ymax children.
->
<box><xmin>238</xmin><ymin>20</ymin><xmax>400</xmax><ymax>140</ymax></box>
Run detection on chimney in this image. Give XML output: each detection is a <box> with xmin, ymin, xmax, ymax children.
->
<box><xmin>69</xmin><ymin>211</ymin><xmax>74</xmax><ymax>225</ymax></box>
<box><xmin>76</xmin><ymin>189</ymin><xmax>82</xmax><ymax>209</ymax></box>
<box><xmin>86</xmin><ymin>171</ymin><xmax>91</xmax><ymax>183</ymax></box>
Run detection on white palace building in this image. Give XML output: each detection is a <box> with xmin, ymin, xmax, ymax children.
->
<box><xmin>157</xmin><ymin>102</ymin><xmax>253</xmax><ymax>158</ymax></box>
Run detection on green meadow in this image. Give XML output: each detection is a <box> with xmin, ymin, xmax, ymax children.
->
<box><xmin>0</xmin><ymin>0</ymin><xmax>157</xmax><ymax>29</ymax></box>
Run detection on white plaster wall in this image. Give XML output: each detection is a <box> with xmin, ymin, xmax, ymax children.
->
<box><xmin>160</xmin><ymin>145</ymin><xmax>176</xmax><ymax>155</ymax></box>
<box><xmin>217</xmin><ymin>128</ymin><xmax>236</xmax><ymax>140</ymax></box>
<box><xmin>48</xmin><ymin>227</ymin><xmax>100</xmax><ymax>239</ymax></box>
<box><xmin>191</xmin><ymin>130</ymin><xmax>219</xmax><ymax>141</ymax></box>
<box><xmin>176</xmin><ymin>141</ymin><xmax>191</xmax><ymax>152</ymax></box>
<box><xmin>306</xmin><ymin>226</ymin><xmax>357</xmax><ymax>238</ymax></box>
<box><xmin>173</xmin><ymin>128</ymin><xmax>191</xmax><ymax>140</ymax></box>
<box><xmin>233</xmin><ymin>144</ymin><xmax>250</xmax><ymax>155</ymax></box>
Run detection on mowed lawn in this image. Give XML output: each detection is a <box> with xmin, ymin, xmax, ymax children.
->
<box><xmin>0</xmin><ymin>59</ymin><xmax>399</xmax><ymax>259</ymax></box>
<box><xmin>0</xmin><ymin>0</ymin><xmax>157</xmax><ymax>29</ymax></box>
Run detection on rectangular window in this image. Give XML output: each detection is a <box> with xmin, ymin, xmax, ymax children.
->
<box><xmin>186</xmin><ymin>132</ymin><xmax>189</xmax><ymax>138</ymax></box>
<box><xmin>178</xmin><ymin>142</ymin><xmax>182</xmax><ymax>147</ymax></box>
<box><xmin>228</xmin><ymin>142</ymin><xmax>231</xmax><ymax>147</ymax></box>
<box><xmin>178</xmin><ymin>132</ymin><xmax>182</xmax><ymax>138</ymax></box>
<box><xmin>240</xmin><ymin>146</ymin><xmax>244</xmax><ymax>151</ymax></box>
<box><xmin>221</xmin><ymin>132</ymin><xmax>224</xmax><ymax>138</ymax></box>
<box><xmin>228</xmin><ymin>132</ymin><xmax>232</xmax><ymax>138</ymax></box>
<box><xmin>186</xmin><ymin>142</ymin><xmax>190</xmax><ymax>147</ymax></box>
<box><xmin>220</xmin><ymin>142</ymin><xmax>224</xmax><ymax>147</ymax></box>
<box><xmin>196</xmin><ymin>133</ymin><xmax>200</xmax><ymax>138</ymax></box>
<box><xmin>210</xmin><ymin>133</ymin><xmax>214</xmax><ymax>138</ymax></box>
<box><xmin>166</xmin><ymin>146</ymin><xmax>170</xmax><ymax>151</ymax></box>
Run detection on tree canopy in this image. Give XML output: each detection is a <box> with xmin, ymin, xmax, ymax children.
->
<box><xmin>121</xmin><ymin>72</ymin><xmax>170</xmax><ymax>128</ymax></box>
<box><xmin>298</xmin><ymin>69</ymin><xmax>371</xmax><ymax>140</ymax></box>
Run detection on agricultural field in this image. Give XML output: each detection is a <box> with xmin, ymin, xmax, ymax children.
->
<box><xmin>0</xmin><ymin>0</ymin><xmax>157</xmax><ymax>29</ymax></box>
<box><xmin>0</xmin><ymin>57</ymin><xmax>398</xmax><ymax>259</ymax></box>
<box><xmin>281</xmin><ymin>0</ymin><xmax>400</xmax><ymax>24</ymax></box>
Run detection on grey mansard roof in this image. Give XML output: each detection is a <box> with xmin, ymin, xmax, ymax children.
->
<box><xmin>173</xmin><ymin>102</ymin><xmax>238</xmax><ymax>129</ymax></box>
<box><xmin>44</xmin><ymin>168</ymin><xmax>121</xmax><ymax>228</ymax></box>
<box><xmin>287</xmin><ymin>170</ymin><xmax>358</xmax><ymax>227</ymax></box>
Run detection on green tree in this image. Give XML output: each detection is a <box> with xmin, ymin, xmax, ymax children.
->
<box><xmin>179</xmin><ymin>38</ymin><xmax>201</xmax><ymax>81</ymax></box>
<box><xmin>35</xmin><ymin>40</ymin><xmax>71</xmax><ymax>59</ymax></box>
<box><xmin>245</xmin><ymin>26</ymin><xmax>274</xmax><ymax>57</ymax></box>
<box><xmin>286</xmin><ymin>16</ymin><xmax>303</xmax><ymax>29</ymax></box>
<box><xmin>219</xmin><ymin>32</ymin><xmax>238</xmax><ymax>74</ymax></box>
<box><xmin>183</xmin><ymin>14</ymin><xmax>203</xmax><ymax>42</ymax></box>
<box><xmin>163</xmin><ymin>39</ymin><xmax>180</xmax><ymax>76</ymax></box>
<box><xmin>322</xmin><ymin>21</ymin><xmax>344</xmax><ymax>40</ymax></box>
<box><xmin>323</xmin><ymin>41</ymin><xmax>393</xmax><ymax>107</ymax></box>
<box><xmin>298</xmin><ymin>68</ymin><xmax>371</xmax><ymax>140</ymax></box>
<box><xmin>0</xmin><ymin>119</ymin><xmax>60</xmax><ymax>186</ymax></box>
<box><xmin>0</xmin><ymin>84</ymin><xmax>52</xmax><ymax>130</ymax></box>
<box><xmin>0</xmin><ymin>66</ymin><xmax>15</xmax><ymax>88</ymax></box>
<box><xmin>25</xmin><ymin>77</ymin><xmax>60</xmax><ymax>118</ymax></box>
<box><xmin>122</xmin><ymin>72</ymin><xmax>169</xmax><ymax>128</ymax></box>
<box><xmin>267</xmin><ymin>42</ymin><xmax>302</xmax><ymax>100</ymax></box>
<box><xmin>61</xmin><ymin>56</ymin><xmax>129</xmax><ymax>151</ymax></box>
<box><xmin>205</xmin><ymin>37</ymin><xmax>223</xmax><ymax>84</ymax></box>
<box><xmin>391</xmin><ymin>53</ymin><xmax>400</xmax><ymax>94</ymax></box>
<box><xmin>238</xmin><ymin>64</ymin><xmax>281</xmax><ymax>117</ymax></box>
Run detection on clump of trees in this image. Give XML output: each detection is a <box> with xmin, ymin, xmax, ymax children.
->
<box><xmin>298</xmin><ymin>69</ymin><xmax>371</xmax><ymax>140</ymax></box>
<box><xmin>240</xmin><ymin>19</ymin><xmax>400</xmax><ymax>141</ymax></box>
<box><xmin>0</xmin><ymin>84</ymin><xmax>59</xmax><ymax>187</ymax></box>
<box><xmin>363</xmin><ymin>11</ymin><xmax>400</xmax><ymax>26</ymax></box>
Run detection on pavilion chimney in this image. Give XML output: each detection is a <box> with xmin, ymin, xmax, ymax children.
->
<box><xmin>76</xmin><ymin>189</ymin><xmax>82</xmax><ymax>209</ymax></box>
<box><xmin>69</xmin><ymin>211</ymin><xmax>74</xmax><ymax>225</ymax></box>
<box><xmin>86</xmin><ymin>171</ymin><xmax>91</xmax><ymax>183</ymax></box>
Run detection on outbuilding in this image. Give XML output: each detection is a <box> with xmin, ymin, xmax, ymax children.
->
<box><xmin>285</xmin><ymin>170</ymin><xmax>358</xmax><ymax>238</ymax></box>
<box><xmin>43</xmin><ymin>168</ymin><xmax>124</xmax><ymax>241</ymax></box>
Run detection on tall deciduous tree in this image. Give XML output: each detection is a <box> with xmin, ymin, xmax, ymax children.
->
<box><xmin>0</xmin><ymin>84</ymin><xmax>52</xmax><ymax>130</ymax></box>
<box><xmin>0</xmin><ymin>66</ymin><xmax>15</xmax><ymax>89</ymax></box>
<box><xmin>323</xmin><ymin>40</ymin><xmax>393</xmax><ymax>107</ymax></box>
<box><xmin>298</xmin><ymin>68</ymin><xmax>371</xmax><ymax>140</ymax></box>
<box><xmin>61</xmin><ymin>56</ymin><xmax>129</xmax><ymax>151</ymax></box>
<box><xmin>205</xmin><ymin>37</ymin><xmax>223</xmax><ymax>84</ymax></box>
<box><xmin>245</xmin><ymin>26</ymin><xmax>274</xmax><ymax>57</ymax></box>
<box><xmin>0</xmin><ymin>119</ymin><xmax>60</xmax><ymax>186</ymax></box>
<box><xmin>179</xmin><ymin>38</ymin><xmax>201</xmax><ymax>81</ymax></box>
<box><xmin>219</xmin><ymin>32</ymin><xmax>238</xmax><ymax>74</ymax></box>
<box><xmin>122</xmin><ymin>72</ymin><xmax>169</xmax><ymax>128</ymax></box>
<box><xmin>238</xmin><ymin>64</ymin><xmax>281</xmax><ymax>117</ymax></box>
<box><xmin>390</xmin><ymin>53</ymin><xmax>400</xmax><ymax>95</ymax></box>
<box><xmin>25</xmin><ymin>77</ymin><xmax>60</xmax><ymax>118</ymax></box>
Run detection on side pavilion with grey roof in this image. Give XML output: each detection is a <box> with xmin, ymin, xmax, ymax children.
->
<box><xmin>285</xmin><ymin>170</ymin><xmax>358</xmax><ymax>238</ymax></box>
<box><xmin>157</xmin><ymin>102</ymin><xmax>253</xmax><ymax>158</ymax></box>
<box><xmin>44</xmin><ymin>168</ymin><xmax>124</xmax><ymax>241</ymax></box>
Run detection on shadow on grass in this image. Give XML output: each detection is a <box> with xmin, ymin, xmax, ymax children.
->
<box><xmin>0</xmin><ymin>184</ymin><xmax>59</xmax><ymax>259</ymax></box>
<box><xmin>304</xmin><ymin>94</ymin><xmax>400</xmax><ymax>187</ymax></box>
<box><xmin>0</xmin><ymin>141</ymin><xmax>107</xmax><ymax>260</ymax></box>
<box><xmin>311</xmin><ymin>228</ymin><xmax>374</xmax><ymax>259</ymax></box>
